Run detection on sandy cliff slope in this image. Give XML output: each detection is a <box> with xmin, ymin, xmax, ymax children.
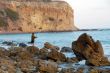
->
<box><xmin>0</xmin><ymin>0</ymin><xmax>78</xmax><ymax>33</ymax></box>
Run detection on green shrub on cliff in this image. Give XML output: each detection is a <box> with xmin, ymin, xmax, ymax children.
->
<box><xmin>5</xmin><ymin>8</ymin><xmax>19</xmax><ymax>21</ymax></box>
<box><xmin>0</xmin><ymin>17</ymin><xmax>8</xmax><ymax>27</ymax></box>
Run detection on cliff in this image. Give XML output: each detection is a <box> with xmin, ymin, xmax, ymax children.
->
<box><xmin>0</xmin><ymin>0</ymin><xmax>78</xmax><ymax>33</ymax></box>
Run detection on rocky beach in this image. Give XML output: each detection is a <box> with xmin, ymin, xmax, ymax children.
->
<box><xmin>0</xmin><ymin>33</ymin><xmax>110</xmax><ymax>73</ymax></box>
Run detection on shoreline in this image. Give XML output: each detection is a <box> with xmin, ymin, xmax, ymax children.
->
<box><xmin>0</xmin><ymin>28</ymin><xmax>110</xmax><ymax>34</ymax></box>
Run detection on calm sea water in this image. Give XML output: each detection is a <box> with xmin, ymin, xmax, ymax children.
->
<box><xmin>0</xmin><ymin>30</ymin><xmax>110</xmax><ymax>56</ymax></box>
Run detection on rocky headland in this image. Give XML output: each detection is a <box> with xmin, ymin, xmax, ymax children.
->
<box><xmin>0</xmin><ymin>0</ymin><xmax>77</xmax><ymax>33</ymax></box>
<box><xmin>0</xmin><ymin>33</ymin><xmax>110</xmax><ymax>73</ymax></box>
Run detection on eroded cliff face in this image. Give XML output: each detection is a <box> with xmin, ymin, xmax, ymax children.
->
<box><xmin>0</xmin><ymin>0</ymin><xmax>78</xmax><ymax>33</ymax></box>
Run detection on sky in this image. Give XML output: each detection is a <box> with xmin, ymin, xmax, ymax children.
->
<box><xmin>62</xmin><ymin>0</ymin><xmax>110</xmax><ymax>29</ymax></box>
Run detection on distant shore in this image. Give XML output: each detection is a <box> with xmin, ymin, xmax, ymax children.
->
<box><xmin>0</xmin><ymin>28</ymin><xmax>110</xmax><ymax>34</ymax></box>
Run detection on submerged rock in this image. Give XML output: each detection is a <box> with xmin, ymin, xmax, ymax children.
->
<box><xmin>59</xmin><ymin>68</ymin><xmax>75</xmax><ymax>73</ymax></box>
<box><xmin>60</xmin><ymin>67</ymin><xmax>84</xmax><ymax>73</ymax></box>
<box><xmin>19</xmin><ymin>43</ymin><xmax>27</xmax><ymax>47</ymax></box>
<box><xmin>44</xmin><ymin>42</ymin><xmax>60</xmax><ymax>51</ymax></box>
<box><xmin>72</xmin><ymin>33</ymin><xmax>110</xmax><ymax>66</ymax></box>
<box><xmin>2</xmin><ymin>41</ymin><xmax>17</xmax><ymax>46</ymax></box>
<box><xmin>60</xmin><ymin>47</ymin><xmax>73</xmax><ymax>52</ymax></box>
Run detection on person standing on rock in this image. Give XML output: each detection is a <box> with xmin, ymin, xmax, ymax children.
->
<box><xmin>30</xmin><ymin>33</ymin><xmax>37</xmax><ymax>46</ymax></box>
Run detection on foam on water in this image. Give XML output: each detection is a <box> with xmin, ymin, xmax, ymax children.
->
<box><xmin>63</xmin><ymin>52</ymin><xmax>75</xmax><ymax>58</ymax></box>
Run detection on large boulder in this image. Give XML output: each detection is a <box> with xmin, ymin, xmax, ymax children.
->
<box><xmin>72</xmin><ymin>33</ymin><xmax>110</xmax><ymax>66</ymax></box>
<box><xmin>44</xmin><ymin>42</ymin><xmax>60</xmax><ymax>51</ymax></box>
<box><xmin>47</xmin><ymin>50</ymin><xmax>66</xmax><ymax>62</ymax></box>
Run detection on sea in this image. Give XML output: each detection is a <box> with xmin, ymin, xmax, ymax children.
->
<box><xmin>0</xmin><ymin>30</ymin><xmax>110</xmax><ymax>55</ymax></box>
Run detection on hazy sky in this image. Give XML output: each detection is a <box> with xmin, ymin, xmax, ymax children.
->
<box><xmin>62</xmin><ymin>0</ymin><xmax>110</xmax><ymax>29</ymax></box>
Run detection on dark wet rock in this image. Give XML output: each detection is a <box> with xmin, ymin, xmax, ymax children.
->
<box><xmin>72</xmin><ymin>33</ymin><xmax>110</xmax><ymax>66</ymax></box>
<box><xmin>60</xmin><ymin>67</ymin><xmax>84</xmax><ymax>73</ymax></box>
<box><xmin>47</xmin><ymin>49</ymin><xmax>66</xmax><ymax>62</ymax></box>
<box><xmin>19</xmin><ymin>43</ymin><xmax>27</xmax><ymax>47</ymax></box>
<box><xmin>67</xmin><ymin>57</ymin><xmax>79</xmax><ymax>63</ymax></box>
<box><xmin>60</xmin><ymin>47</ymin><xmax>73</xmax><ymax>52</ymax></box>
<box><xmin>2</xmin><ymin>41</ymin><xmax>17</xmax><ymax>46</ymax></box>
<box><xmin>26</xmin><ymin>46</ymin><xmax>39</xmax><ymax>56</ymax></box>
<box><xmin>44</xmin><ymin>42</ymin><xmax>60</xmax><ymax>51</ymax></box>
<box><xmin>59</xmin><ymin>68</ymin><xmax>75</xmax><ymax>73</ymax></box>
<box><xmin>38</xmin><ymin>60</ymin><xmax>58</xmax><ymax>73</ymax></box>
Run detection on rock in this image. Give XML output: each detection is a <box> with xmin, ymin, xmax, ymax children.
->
<box><xmin>89</xmin><ymin>68</ymin><xmax>99</xmax><ymax>73</ymax></box>
<box><xmin>18</xmin><ymin>50</ymin><xmax>33</xmax><ymax>60</ymax></box>
<box><xmin>89</xmin><ymin>68</ymin><xmax>110</xmax><ymax>73</ymax></box>
<box><xmin>16</xmin><ymin>68</ymin><xmax>23</xmax><ymax>73</ymax></box>
<box><xmin>44</xmin><ymin>42</ymin><xmax>60</xmax><ymax>51</ymax></box>
<box><xmin>17</xmin><ymin>60</ymin><xmax>37</xmax><ymax>73</ymax></box>
<box><xmin>72</xmin><ymin>33</ymin><xmax>110</xmax><ymax>66</ymax></box>
<box><xmin>60</xmin><ymin>47</ymin><xmax>73</xmax><ymax>52</ymax></box>
<box><xmin>38</xmin><ymin>60</ymin><xmax>58</xmax><ymax>73</ymax></box>
<box><xmin>60</xmin><ymin>67</ymin><xmax>84</xmax><ymax>73</ymax></box>
<box><xmin>75</xmin><ymin>68</ymin><xmax>84</xmax><ymax>73</ymax></box>
<box><xmin>59</xmin><ymin>68</ymin><xmax>75</xmax><ymax>73</ymax></box>
<box><xmin>0</xmin><ymin>47</ymin><xmax>9</xmax><ymax>57</ymax></box>
<box><xmin>39</xmin><ymin>48</ymin><xmax>48</xmax><ymax>59</ymax></box>
<box><xmin>47</xmin><ymin>49</ymin><xmax>66</xmax><ymax>62</ymax></box>
<box><xmin>19</xmin><ymin>43</ymin><xmax>27</xmax><ymax>47</ymax></box>
<box><xmin>26</xmin><ymin>46</ymin><xmax>39</xmax><ymax>56</ymax></box>
<box><xmin>0</xmin><ymin>58</ymin><xmax>16</xmax><ymax>73</ymax></box>
<box><xmin>98</xmin><ymin>69</ymin><xmax>110</xmax><ymax>73</ymax></box>
<box><xmin>67</xmin><ymin>57</ymin><xmax>79</xmax><ymax>63</ymax></box>
<box><xmin>2</xmin><ymin>41</ymin><xmax>17</xmax><ymax>46</ymax></box>
<box><xmin>9</xmin><ymin>47</ymin><xmax>33</xmax><ymax>61</ymax></box>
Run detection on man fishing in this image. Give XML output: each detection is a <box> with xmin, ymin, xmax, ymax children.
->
<box><xmin>30</xmin><ymin>33</ymin><xmax>37</xmax><ymax>46</ymax></box>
